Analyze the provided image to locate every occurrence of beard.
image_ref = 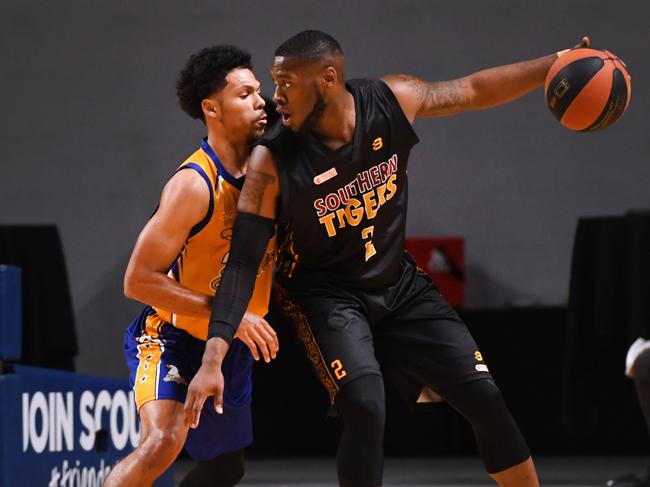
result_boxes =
[298,88,327,134]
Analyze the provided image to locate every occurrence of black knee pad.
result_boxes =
[442,379,530,474]
[335,375,386,487]
[178,449,245,487]
[336,374,386,431]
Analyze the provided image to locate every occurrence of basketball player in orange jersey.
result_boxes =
[104,45,278,487]
[186,32,590,487]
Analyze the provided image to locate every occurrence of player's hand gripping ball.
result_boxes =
[545,47,631,131]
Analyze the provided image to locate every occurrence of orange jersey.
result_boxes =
[155,138,276,340]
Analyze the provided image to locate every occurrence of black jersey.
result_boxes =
[258,78,419,289]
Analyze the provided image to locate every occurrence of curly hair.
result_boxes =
[176,45,252,121]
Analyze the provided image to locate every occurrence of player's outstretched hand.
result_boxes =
[184,357,225,428]
[235,312,279,363]
[558,36,591,59]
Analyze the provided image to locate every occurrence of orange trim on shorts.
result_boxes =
[278,286,339,404]
[133,314,165,410]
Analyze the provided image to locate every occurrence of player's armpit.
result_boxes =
[237,145,280,219]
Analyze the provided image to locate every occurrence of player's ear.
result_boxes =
[322,66,338,88]
[202,97,221,121]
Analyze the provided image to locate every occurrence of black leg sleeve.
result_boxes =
[335,375,386,487]
[178,449,245,487]
[442,378,530,474]
[633,348,650,438]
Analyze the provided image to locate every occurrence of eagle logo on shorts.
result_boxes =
[163,365,188,386]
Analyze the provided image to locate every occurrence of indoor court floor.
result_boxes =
[173,456,648,486]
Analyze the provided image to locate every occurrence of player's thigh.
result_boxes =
[375,275,491,400]
[279,284,381,403]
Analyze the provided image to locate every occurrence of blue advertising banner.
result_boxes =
[0,365,173,486]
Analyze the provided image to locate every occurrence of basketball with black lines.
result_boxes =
[545,48,631,131]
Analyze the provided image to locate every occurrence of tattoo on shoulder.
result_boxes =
[398,74,471,116]
[239,169,276,213]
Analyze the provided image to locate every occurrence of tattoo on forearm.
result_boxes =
[239,169,276,213]
[398,75,472,116]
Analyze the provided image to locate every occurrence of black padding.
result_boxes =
[442,379,530,474]
[178,449,245,487]
[633,348,650,438]
[335,375,386,487]
[547,56,604,120]
[585,68,629,131]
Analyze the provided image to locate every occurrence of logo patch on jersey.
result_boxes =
[163,365,188,385]
[372,137,383,151]
[313,154,399,238]
[475,364,489,373]
[314,167,338,185]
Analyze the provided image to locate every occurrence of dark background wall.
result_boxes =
[1,0,648,377]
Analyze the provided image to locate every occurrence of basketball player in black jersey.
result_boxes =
[185,30,590,486]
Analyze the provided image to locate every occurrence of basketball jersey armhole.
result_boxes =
[175,162,215,239]
[375,79,420,147]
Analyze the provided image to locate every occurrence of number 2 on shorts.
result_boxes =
[331,359,347,380]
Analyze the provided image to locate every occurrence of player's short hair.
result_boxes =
[275,30,343,59]
[176,45,252,121]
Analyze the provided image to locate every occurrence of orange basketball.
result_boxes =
[545,48,631,131]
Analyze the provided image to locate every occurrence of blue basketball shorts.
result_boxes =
[124,305,253,460]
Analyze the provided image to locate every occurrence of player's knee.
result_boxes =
[337,375,386,433]
[140,427,185,461]
[443,379,530,473]
[444,378,505,424]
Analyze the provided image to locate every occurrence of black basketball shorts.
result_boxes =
[278,252,492,405]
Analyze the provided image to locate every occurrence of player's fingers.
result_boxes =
[249,329,272,363]
[581,36,590,48]
[190,393,208,429]
[183,391,196,427]
[184,388,205,429]
[214,386,224,415]
[257,320,279,358]
[241,332,260,361]
[237,329,260,360]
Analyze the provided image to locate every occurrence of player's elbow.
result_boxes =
[123,270,144,301]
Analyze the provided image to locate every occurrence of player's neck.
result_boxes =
[205,133,248,178]
[311,89,355,151]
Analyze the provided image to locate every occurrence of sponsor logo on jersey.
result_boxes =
[163,365,188,385]
[314,167,338,185]
[475,364,489,372]
[372,137,383,151]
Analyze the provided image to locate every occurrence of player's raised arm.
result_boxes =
[184,145,280,427]
[382,37,590,122]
